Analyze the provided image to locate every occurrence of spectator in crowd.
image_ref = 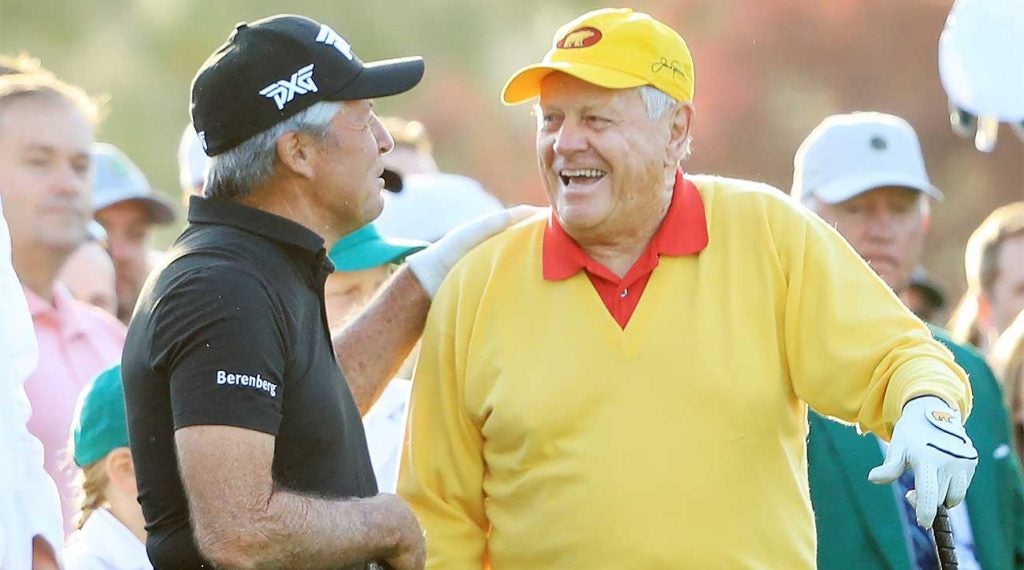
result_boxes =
[91,143,177,323]
[992,309,1024,466]
[902,265,948,325]
[795,111,1024,570]
[948,201,1024,354]
[0,71,126,535]
[177,122,207,199]
[64,364,150,570]
[122,14,532,568]
[398,9,977,568]
[325,223,426,493]
[59,222,117,317]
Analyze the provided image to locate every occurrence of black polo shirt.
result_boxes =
[122,197,378,568]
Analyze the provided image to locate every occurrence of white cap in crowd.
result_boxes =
[792,112,943,204]
[375,173,504,242]
[92,143,177,223]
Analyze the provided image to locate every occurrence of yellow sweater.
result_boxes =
[399,175,971,569]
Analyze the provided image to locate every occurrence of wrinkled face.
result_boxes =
[95,200,153,319]
[59,240,117,316]
[323,265,391,330]
[986,234,1024,334]
[312,100,393,235]
[812,186,928,294]
[0,96,94,260]
[536,73,678,246]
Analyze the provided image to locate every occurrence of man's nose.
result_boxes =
[864,210,897,240]
[553,120,588,156]
[372,115,395,155]
[54,162,88,198]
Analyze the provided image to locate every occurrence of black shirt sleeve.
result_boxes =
[148,264,290,435]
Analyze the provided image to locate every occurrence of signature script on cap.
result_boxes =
[651,58,686,81]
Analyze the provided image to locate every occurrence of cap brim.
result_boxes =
[96,195,178,225]
[330,237,427,272]
[501,62,648,105]
[331,57,425,100]
[813,172,944,204]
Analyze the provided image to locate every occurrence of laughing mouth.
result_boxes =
[559,168,607,185]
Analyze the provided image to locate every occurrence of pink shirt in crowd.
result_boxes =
[23,284,126,535]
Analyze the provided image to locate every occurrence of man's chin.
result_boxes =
[555,208,603,236]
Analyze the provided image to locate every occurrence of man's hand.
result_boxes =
[379,494,426,570]
[868,395,978,528]
[407,205,543,298]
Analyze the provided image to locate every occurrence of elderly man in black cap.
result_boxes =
[122,15,530,569]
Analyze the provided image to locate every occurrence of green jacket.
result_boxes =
[808,327,1024,569]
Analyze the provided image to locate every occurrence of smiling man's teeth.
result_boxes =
[559,169,607,184]
[560,169,605,178]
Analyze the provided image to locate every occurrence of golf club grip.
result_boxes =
[932,505,958,569]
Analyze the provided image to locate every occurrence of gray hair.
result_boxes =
[205,101,343,200]
[638,85,692,160]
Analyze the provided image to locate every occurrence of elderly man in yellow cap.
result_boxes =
[398,8,979,568]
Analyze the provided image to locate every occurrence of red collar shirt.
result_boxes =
[543,170,709,328]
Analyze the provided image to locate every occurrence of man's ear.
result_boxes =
[275,131,318,180]
[104,447,137,494]
[666,102,695,166]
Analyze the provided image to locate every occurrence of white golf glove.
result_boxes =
[867,395,978,529]
[407,205,543,298]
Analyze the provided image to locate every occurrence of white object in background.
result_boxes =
[939,0,1024,151]
[178,123,209,194]
[376,173,505,243]
[0,196,64,568]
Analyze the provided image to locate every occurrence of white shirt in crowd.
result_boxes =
[64,508,151,570]
[363,378,412,493]
[0,197,64,568]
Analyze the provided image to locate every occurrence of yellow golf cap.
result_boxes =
[501,8,694,105]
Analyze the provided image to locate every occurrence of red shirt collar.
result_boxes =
[543,169,708,281]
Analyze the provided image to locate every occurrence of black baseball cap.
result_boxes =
[191,14,425,157]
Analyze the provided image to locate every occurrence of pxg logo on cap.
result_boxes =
[190,14,425,157]
[259,63,317,111]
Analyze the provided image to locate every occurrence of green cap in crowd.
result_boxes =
[71,364,129,466]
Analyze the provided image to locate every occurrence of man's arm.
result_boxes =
[774,200,975,526]
[779,201,970,433]
[335,268,428,415]
[176,424,424,569]
[335,206,541,413]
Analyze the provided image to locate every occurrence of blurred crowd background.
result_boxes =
[2,0,1021,309]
